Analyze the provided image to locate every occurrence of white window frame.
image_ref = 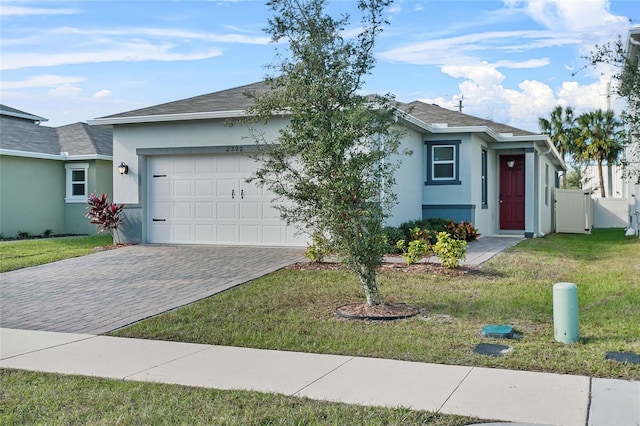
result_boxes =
[65,163,89,203]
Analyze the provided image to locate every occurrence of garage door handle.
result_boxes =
[232,189,235,199]
[153,174,167,178]
[241,189,244,199]
[152,219,166,222]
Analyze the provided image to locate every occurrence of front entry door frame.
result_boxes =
[499,154,525,230]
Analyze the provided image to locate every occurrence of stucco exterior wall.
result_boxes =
[0,156,65,237]
[64,159,114,235]
[387,128,423,227]
[112,117,289,205]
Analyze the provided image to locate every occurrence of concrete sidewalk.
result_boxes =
[2,328,638,425]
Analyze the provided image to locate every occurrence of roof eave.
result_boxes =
[88,110,249,126]
[0,149,112,161]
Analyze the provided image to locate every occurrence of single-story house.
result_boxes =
[89,81,565,246]
[0,105,113,238]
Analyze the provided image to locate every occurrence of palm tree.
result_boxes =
[574,109,626,197]
[538,105,576,188]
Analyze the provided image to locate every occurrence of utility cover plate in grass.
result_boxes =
[481,324,515,339]
[474,343,513,357]
[605,351,640,364]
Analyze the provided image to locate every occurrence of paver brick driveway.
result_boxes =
[1,245,305,334]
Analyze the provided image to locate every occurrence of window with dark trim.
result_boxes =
[481,149,488,208]
[425,140,461,185]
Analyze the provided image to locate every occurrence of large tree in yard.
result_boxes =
[538,105,576,188]
[574,109,626,198]
[583,35,640,183]
[246,0,404,306]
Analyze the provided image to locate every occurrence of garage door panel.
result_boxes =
[263,226,284,243]
[239,225,259,243]
[216,179,236,197]
[174,180,192,197]
[173,224,193,241]
[216,225,237,243]
[239,202,259,219]
[173,202,192,219]
[195,225,214,242]
[195,202,214,219]
[195,179,214,196]
[173,158,193,174]
[148,155,307,246]
[217,201,236,219]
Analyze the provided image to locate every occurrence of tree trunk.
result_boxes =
[358,265,381,305]
[597,159,606,198]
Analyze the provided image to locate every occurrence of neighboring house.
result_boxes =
[89,81,565,246]
[0,105,113,238]
[625,27,640,236]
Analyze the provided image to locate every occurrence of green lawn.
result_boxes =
[2,230,637,423]
[0,235,113,272]
[111,229,640,379]
[0,369,479,425]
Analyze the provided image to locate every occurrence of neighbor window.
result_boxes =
[481,149,488,208]
[425,140,461,185]
[65,163,89,203]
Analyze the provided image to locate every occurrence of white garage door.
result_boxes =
[148,154,307,246]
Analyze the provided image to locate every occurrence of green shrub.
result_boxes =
[382,227,405,254]
[16,231,30,240]
[396,239,431,265]
[432,232,467,268]
[446,221,481,242]
[304,234,334,263]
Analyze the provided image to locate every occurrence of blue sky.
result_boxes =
[1,0,638,132]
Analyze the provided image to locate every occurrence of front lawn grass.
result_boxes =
[0,235,113,272]
[0,369,479,425]
[112,229,640,380]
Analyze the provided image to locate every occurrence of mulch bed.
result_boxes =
[335,302,420,320]
[286,261,472,277]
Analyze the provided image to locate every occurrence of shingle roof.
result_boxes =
[404,101,536,136]
[100,81,270,119]
[1,108,112,156]
[98,81,535,136]
[0,104,48,123]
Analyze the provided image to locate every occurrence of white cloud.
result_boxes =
[2,42,223,70]
[378,30,567,67]
[0,5,80,16]
[520,0,627,32]
[48,85,82,97]
[442,64,506,87]
[48,26,271,44]
[93,89,112,100]
[0,74,85,89]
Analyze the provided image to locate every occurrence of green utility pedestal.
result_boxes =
[553,282,579,344]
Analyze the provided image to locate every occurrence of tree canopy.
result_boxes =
[246,0,403,305]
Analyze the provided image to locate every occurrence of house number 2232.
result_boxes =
[225,146,243,152]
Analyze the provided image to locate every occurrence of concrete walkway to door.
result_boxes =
[0,245,306,335]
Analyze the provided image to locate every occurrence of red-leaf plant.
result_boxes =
[85,193,125,245]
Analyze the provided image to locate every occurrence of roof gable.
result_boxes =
[0,104,48,123]
[94,81,536,137]
[1,106,112,158]
[99,81,269,119]
[405,101,535,137]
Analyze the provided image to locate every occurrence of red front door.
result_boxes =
[499,155,525,230]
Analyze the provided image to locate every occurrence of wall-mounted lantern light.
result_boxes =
[506,158,515,169]
[118,162,129,175]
